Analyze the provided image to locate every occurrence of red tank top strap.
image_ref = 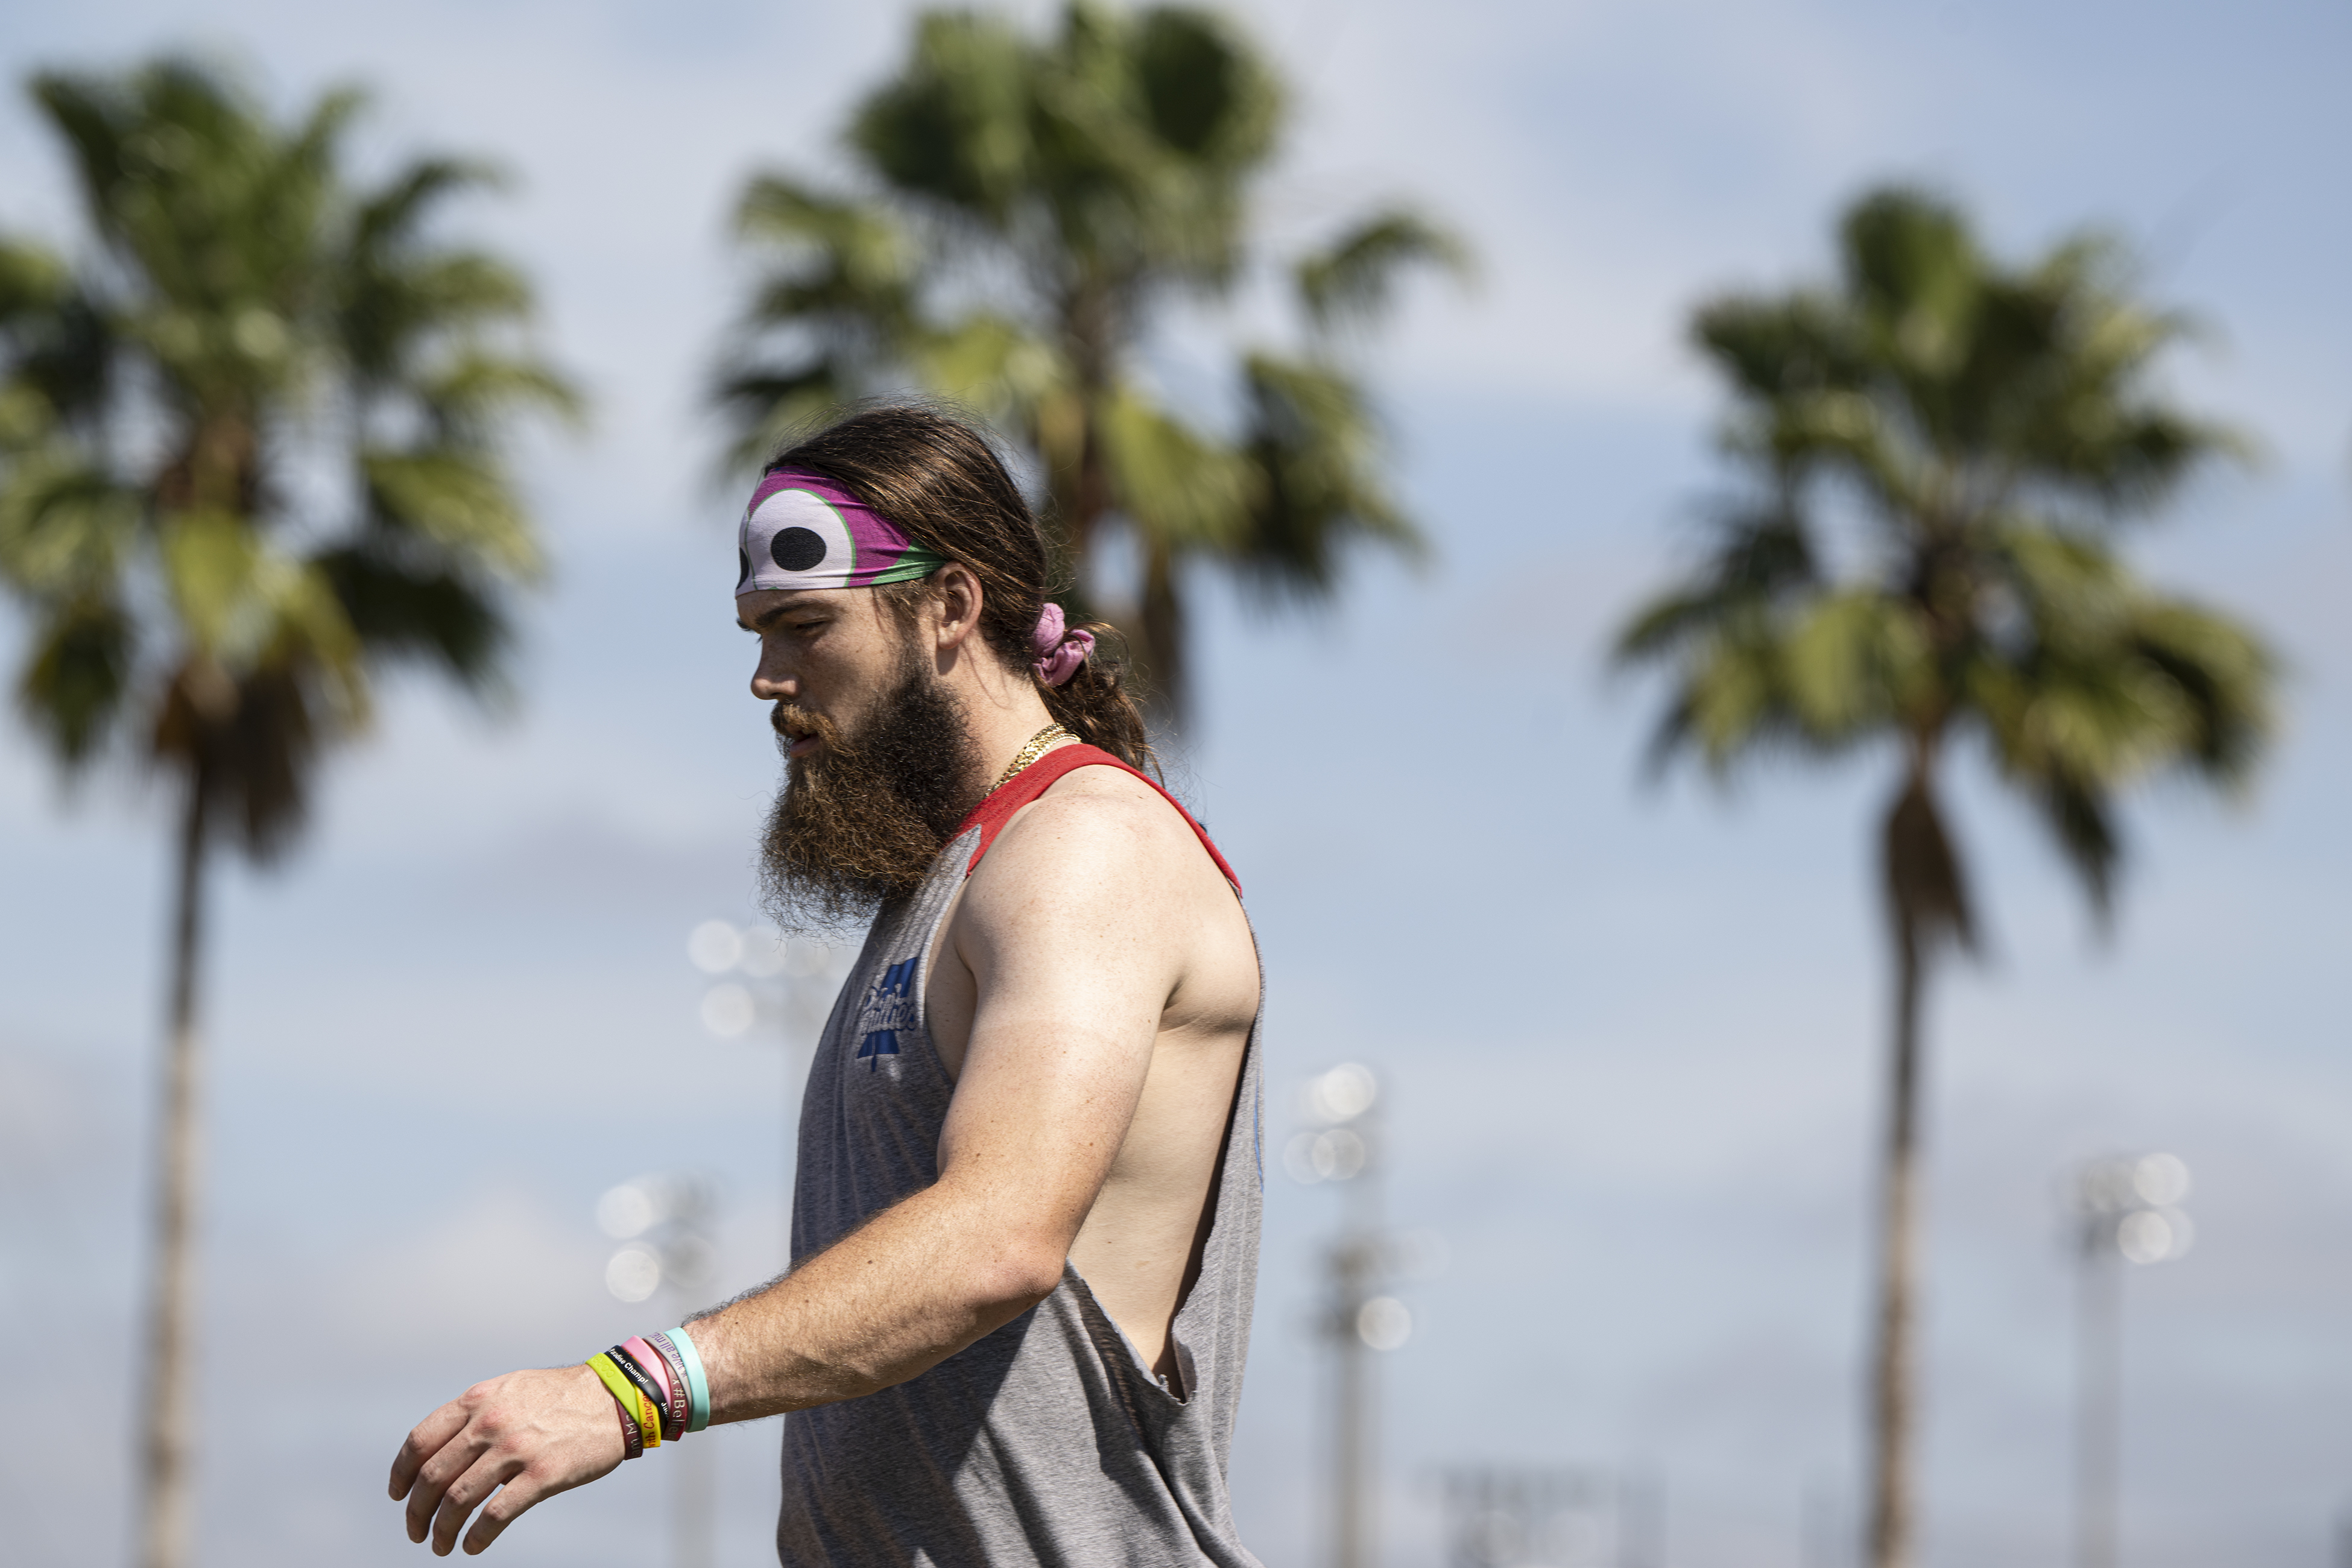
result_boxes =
[953,743,1242,894]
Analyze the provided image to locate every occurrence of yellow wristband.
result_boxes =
[586,1354,662,1448]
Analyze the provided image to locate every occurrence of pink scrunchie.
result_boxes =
[1031,602,1095,688]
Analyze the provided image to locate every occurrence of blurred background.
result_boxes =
[1,2,2345,1567]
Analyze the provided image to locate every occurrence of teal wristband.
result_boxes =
[667,1325,713,1432]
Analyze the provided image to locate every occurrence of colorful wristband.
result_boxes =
[644,1332,695,1440]
[666,1326,713,1433]
[601,1345,668,1447]
[587,1355,643,1458]
[620,1338,683,1443]
[587,1352,660,1449]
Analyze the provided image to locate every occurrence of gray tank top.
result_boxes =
[777,746,1266,1567]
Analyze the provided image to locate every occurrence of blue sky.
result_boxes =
[2,2,2347,1566]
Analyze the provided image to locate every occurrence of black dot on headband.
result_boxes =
[737,548,751,586]
[771,526,827,573]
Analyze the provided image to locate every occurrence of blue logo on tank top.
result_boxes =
[855,958,920,1070]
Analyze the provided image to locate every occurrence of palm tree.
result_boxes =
[0,60,577,1568]
[1613,187,2274,1568]
[713,1,1468,722]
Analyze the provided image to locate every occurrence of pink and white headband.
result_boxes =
[735,466,1093,688]
[736,469,948,593]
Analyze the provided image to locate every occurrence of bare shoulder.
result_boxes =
[963,761,1230,929]
[952,758,1254,1040]
[1038,762,1203,842]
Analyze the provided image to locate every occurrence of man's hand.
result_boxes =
[388,1363,624,1555]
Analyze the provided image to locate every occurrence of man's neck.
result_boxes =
[946,662,1064,803]
[968,702,1067,795]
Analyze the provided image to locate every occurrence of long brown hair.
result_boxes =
[770,403,1157,774]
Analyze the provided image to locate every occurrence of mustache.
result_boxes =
[770,703,842,748]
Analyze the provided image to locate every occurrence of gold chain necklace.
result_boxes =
[990,722,1073,792]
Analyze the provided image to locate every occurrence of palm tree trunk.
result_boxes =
[1866,748,1971,1568]
[141,765,210,1568]
[1058,281,1116,572]
[1865,753,1948,1568]
[1139,539,1186,730]
[1865,911,1923,1568]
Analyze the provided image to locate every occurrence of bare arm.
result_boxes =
[388,783,1189,1554]
[703,784,1198,1408]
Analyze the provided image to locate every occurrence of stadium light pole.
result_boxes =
[2070,1152,2192,1568]
[1332,1198,1376,1568]
[1285,1063,1412,1568]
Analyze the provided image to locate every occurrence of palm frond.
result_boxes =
[156,507,360,686]
[1782,587,1930,741]
[1612,504,1816,665]
[1675,625,1804,774]
[1228,350,1423,602]
[2032,767,2120,926]
[0,236,74,341]
[712,364,864,476]
[16,595,134,765]
[1839,188,1982,385]
[735,176,923,306]
[1098,382,1254,553]
[0,450,143,596]
[1295,209,1473,335]
[359,448,542,578]
[913,311,1066,428]
[849,9,1036,229]
[1975,520,2275,795]
[350,156,504,256]
[1131,5,1282,168]
[150,653,330,864]
[2118,598,2272,783]
[718,175,925,475]
[1882,771,1977,953]
[314,542,506,691]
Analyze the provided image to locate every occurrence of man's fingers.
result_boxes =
[389,1400,472,1500]
[431,1451,525,1557]
[462,1469,558,1556]
[405,1421,491,1544]
[394,1365,624,1553]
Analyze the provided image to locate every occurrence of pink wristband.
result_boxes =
[622,1336,681,1437]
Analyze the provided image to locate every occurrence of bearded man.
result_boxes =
[389,405,1266,1567]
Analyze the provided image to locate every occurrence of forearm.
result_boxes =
[687,1179,1066,1422]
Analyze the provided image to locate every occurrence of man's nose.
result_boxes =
[751,663,795,701]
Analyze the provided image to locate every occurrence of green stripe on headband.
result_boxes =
[864,544,952,586]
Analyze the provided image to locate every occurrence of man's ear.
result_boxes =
[932,563,984,652]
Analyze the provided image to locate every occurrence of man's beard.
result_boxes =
[757,653,984,934]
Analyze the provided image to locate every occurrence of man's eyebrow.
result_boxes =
[741,602,801,633]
